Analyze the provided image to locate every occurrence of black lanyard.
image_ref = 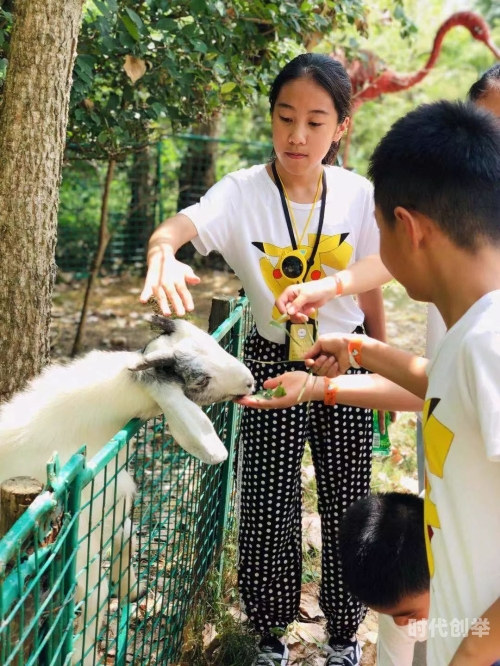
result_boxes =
[271,161,327,282]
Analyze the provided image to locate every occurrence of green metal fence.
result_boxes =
[0,297,253,666]
[58,135,272,277]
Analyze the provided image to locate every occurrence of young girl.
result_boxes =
[141,53,387,666]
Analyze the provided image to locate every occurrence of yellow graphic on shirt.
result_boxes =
[252,232,353,320]
[422,398,454,577]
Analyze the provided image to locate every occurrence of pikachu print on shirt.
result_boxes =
[422,397,454,577]
[252,232,353,321]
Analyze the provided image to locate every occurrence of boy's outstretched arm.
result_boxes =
[237,371,423,412]
[276,255,392,320]
[140,213,200,316]
[304,334,429,400]
[449,598,500,666]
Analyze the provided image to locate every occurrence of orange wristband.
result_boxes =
[347,338,363,369]
[324,377,339,406]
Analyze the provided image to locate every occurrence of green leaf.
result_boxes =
[192,40,207,53]
[125,7,143,29]
[77,55,95,72]
[93,0,112,19]
[156,18,177,31]
[120,14,140,41]
[273,384,287,398]
[106,93,120,110]
[97,131,109,144]
[220,82,237,94]
[190,0,206,13]
[151,102,165,117]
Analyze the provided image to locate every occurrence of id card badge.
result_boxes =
[285,320,318,361]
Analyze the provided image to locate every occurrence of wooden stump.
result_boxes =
[0,476,44,537]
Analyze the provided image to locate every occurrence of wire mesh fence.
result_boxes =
[58,136,272,277]
[0,297,254,666]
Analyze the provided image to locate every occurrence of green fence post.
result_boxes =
[60,455,86,664]
[210,297,244,579]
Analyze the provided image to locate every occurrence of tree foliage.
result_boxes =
[67,0,374,157]
[329,0,500,174]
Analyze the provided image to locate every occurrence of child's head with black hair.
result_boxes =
[367,100,500,302]
[468,63,500,118]
[339,493,430,626]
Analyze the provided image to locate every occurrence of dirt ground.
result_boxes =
[51,269,243,359]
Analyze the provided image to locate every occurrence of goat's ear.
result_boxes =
[145,383,228,465]
[128,350,176,372]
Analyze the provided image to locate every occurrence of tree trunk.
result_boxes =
[0,0,83,401]
[123,146,157,267]
[72,159,116,357]
[176,118,221,264]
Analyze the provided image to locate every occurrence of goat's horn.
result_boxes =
[150,315,177,335]
[128,350,175,372]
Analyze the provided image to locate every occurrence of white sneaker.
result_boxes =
[254,636,289,666]
[324,638,361,666]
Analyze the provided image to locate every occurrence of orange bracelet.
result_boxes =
[324,377,339,406]
[347,338,363,369]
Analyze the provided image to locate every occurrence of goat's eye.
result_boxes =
[192,374,211,391]
[155,365,176,377]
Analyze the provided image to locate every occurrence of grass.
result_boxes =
[181,525,258,666]
[302,546,322,585]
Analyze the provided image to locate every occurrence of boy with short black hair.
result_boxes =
[339,492,429,619]
[339,493,429,666]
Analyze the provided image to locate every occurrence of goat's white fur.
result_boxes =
[0,317,253,665]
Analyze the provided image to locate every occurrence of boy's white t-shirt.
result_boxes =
[377,613,427,666]
[181,164,379,343]
[423,290,500,665]
[425,304,447,359]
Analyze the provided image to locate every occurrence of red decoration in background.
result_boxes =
[331,12,500,167]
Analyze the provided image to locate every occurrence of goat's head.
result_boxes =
[127,316,254,466]
[128,316,254,404]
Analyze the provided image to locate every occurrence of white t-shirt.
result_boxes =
[423,290,500,665]
[181,164,379,344]
[377,613,427,666]
[425,304,447,359]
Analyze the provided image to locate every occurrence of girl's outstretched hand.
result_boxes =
[236,371,320,410]
[140,243,200,316]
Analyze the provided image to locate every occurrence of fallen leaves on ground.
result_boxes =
[299,582,324,622]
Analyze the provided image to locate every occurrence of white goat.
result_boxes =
[0,315,254,665]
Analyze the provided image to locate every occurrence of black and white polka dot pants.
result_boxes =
[237,327,372,642]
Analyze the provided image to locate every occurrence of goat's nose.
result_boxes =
[246,380,254,389]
